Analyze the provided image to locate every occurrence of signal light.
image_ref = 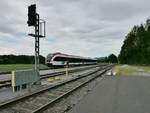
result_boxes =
[27,4,36,26]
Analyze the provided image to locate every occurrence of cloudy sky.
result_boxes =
[0,0,149,58]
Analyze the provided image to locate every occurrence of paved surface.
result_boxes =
[68,76,150,113]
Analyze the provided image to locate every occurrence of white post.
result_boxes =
[66,61,69,76]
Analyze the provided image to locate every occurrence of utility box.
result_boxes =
[11,69,40,92]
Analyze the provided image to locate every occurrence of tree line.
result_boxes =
[96,54,118,63]
[0,54,118,64]
[0,55,45,64]
[119,19,150,64]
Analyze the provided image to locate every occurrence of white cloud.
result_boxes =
[0,0,150,57]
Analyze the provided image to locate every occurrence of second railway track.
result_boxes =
[0,65,100,88]
[0,64,113,113]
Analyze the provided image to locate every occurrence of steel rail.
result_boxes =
[0,65,112,112]
[0,65,100,88]
[0,64,101,75]
[32,67,111,113]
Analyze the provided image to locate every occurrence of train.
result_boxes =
[45,53,97,67]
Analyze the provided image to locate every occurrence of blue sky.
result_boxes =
[0,0,149,58]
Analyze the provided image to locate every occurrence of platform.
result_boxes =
[68,76,150,113]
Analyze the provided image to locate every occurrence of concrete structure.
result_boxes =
[11,69,40,92]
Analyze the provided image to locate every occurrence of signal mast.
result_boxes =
[27,4,46,70]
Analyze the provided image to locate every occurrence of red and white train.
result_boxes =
[46,52,97,67]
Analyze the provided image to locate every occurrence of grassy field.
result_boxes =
[114,65,150,76]
[0,64,49,73]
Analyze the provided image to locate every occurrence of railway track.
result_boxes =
[0,64,113,113]
[0,65,100,88]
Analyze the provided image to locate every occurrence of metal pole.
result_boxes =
[35,14,40,70]
[35,21,37,70]
[37,14,40,70]
[44,21,46,37]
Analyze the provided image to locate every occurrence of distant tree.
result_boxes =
[96,57,108,63]
[0,55,45,64]
[96,54,118,63]
[108,54,118,63]
[119,19,150,64]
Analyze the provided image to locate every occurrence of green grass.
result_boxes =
[114,65,150,76]
[0,64,49,73]
[139,66,150,73]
